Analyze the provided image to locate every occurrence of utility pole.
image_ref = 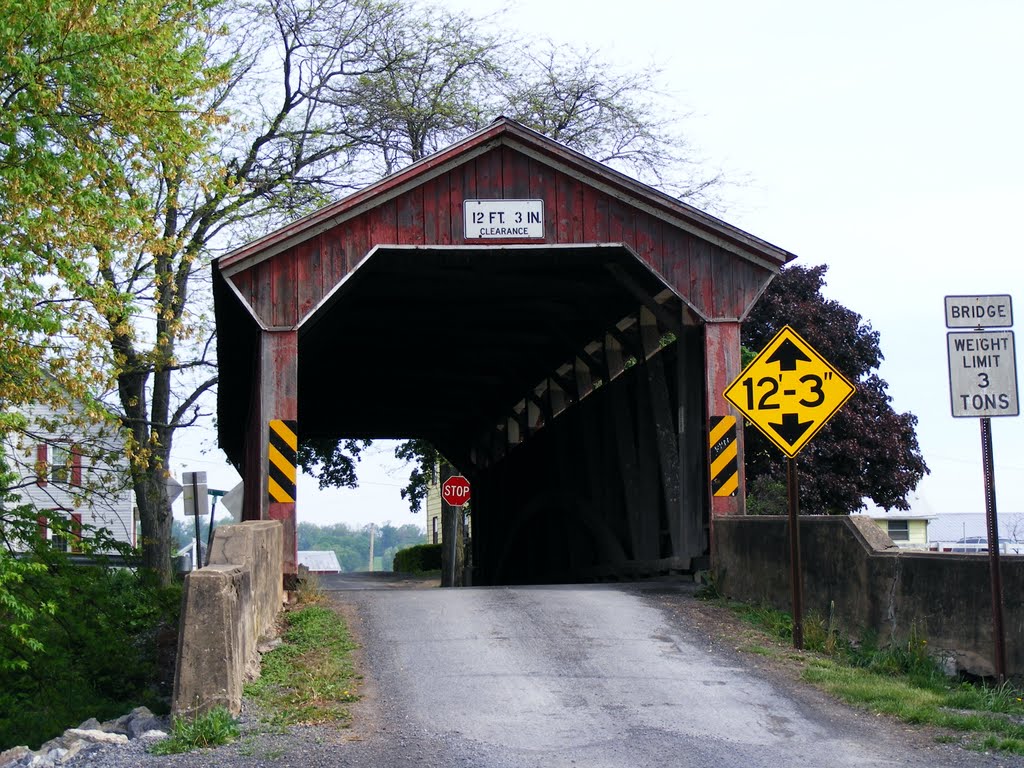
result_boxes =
[368,523,375,572]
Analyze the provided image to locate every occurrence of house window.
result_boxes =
[43,444,82,486]
[432,516,438,545]
[887,520,910,542]
[39,511,80,552]
[69,513,83,553]
[52,445,70,484]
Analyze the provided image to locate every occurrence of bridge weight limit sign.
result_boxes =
[723,326,856,649]
[944,294,1018,683]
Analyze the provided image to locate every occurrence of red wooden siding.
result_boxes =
[231,145,772,327]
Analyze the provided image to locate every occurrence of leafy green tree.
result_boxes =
[394,439,440,514]
[742,264,929,514]
[1,0,224,581]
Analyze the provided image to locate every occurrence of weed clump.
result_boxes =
[150,707,240,754]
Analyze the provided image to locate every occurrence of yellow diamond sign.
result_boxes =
[724,326,856,458]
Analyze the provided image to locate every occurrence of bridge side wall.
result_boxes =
[172,521,284,717]
[714,515,1024,677]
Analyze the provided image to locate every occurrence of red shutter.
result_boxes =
[37,515,48,541]
[36,444,47,487]
[70,513,83,553]
[71,446,82,487]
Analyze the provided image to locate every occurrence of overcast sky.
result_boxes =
[173,0,1024,530]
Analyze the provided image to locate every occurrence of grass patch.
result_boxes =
[715,597,1024,755]
[244,604,360,727]
[739,644,776,657]
[150,707,239,755]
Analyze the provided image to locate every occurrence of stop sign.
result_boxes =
[441,475,471,507]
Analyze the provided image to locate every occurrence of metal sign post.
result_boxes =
[725,326,856,650]
[182,471,209,570]
[787,457,804,649]
[980,418,1006,682]
[945,294,1017,683]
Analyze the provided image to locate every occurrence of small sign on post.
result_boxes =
[724,325,856,650]
[182,471,209,517]
[944,294,1013,329]
[946,330,1019,418]
[723,326,855,458]
[441,475,471,507]
[944,293,1018,683]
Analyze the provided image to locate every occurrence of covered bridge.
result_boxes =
[213,118,794,585]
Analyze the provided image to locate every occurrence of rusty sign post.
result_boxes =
[945,294,1018,683]
[725,326,856,650]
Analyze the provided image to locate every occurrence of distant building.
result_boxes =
[3,397,135,552]
[854,510,936,551]
[426,471,442,544]
[298,550,341,574]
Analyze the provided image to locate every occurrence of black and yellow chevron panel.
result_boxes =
[709,415,738,497]
[268,419,297,503]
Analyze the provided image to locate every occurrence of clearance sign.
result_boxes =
[724,326,855,458]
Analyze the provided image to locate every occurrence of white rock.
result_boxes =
[0,746,31,768]
[136,730,169,741]
[64,729,128,745]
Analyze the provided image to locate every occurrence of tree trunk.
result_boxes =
[135,463,174,586]
[119,366,175,586]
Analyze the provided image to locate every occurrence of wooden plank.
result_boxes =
[604,333,625,381]
[453,160,476,242]
[295,235,323,323]
[691,238,717,318]
[254,258,274,326]
[503,146,530,198]
[528,156,558,241]
[345,216,371,274]
[704,321,744,518]
[581,185,608,242]
[231,270,254,310]
[641,309,682,555]
[259,329,299,584]
[632,368,663,560]
[710,242,738,319]
[555,169,584,243]
[660,229,693,310]
[475,147,503,199]
[632,210,659,272]
[397,186,425,245]
[323,231,345,289]
[677,326,708,560]
[608,197,635,249]
[422,175,452,245]
[368,197,398,246]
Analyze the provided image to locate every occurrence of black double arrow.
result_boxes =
[765,338,813,446]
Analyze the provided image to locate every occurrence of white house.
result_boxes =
[3,398,135,552]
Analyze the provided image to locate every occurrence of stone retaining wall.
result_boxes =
[171,520,283,716]
[714,515,1024,678]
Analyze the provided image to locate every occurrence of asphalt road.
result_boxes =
[322,575,1024,768]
